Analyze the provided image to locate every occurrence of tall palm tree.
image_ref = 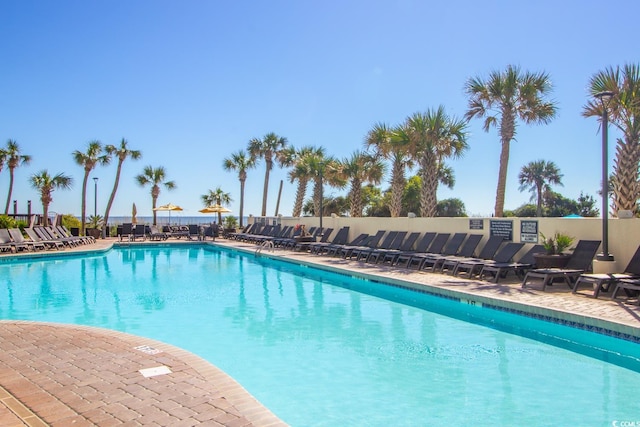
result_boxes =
[286,146,324,217]
[518,160,563,217]
[247,132,288,216]
[223,150,256,227]
[102,138,142,237]
[465,65,557,217]
[201,187,233,224]
[135,166,176,225]
[342,150,385,217]
[3,140,32,214]
[365,122,413,217]
[29,170,73,227]
[309,154,344,218]
[72,140,111,235]
[582,63,640,214]
[400,107,469,217]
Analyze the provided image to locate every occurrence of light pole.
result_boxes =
[93,177,99,219]
[319,166,324,233]
[595,90,614,261]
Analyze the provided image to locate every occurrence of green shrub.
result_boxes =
[0,215,18,229]
[61,214,81,229]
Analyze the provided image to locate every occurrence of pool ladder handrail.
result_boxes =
[256,240,275,255]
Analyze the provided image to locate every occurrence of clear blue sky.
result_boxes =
[1,0,637,220]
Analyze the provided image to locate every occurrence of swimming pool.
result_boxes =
[1,245,639,426]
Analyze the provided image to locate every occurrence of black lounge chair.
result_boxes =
[187,224,200,240]
[351,231,398,261]
[8,228,45,251]
[57,225,91,245]
[0,228,27,252]
[364,232,408,263]
[294,228,333,252]
[479,244,545,283]
[36,227,75,248]
[45,226,80,247]
[521,240,602,291]
[454,242,524,278]
[405,233,451,269]
[377,232,421,265]
[419,232,469,272]
[337,231,386,259]
[120,223,134,241]
[441,235,504,275]
[571,244,640,298]
[434,234,483,274]
[149,225,169,241]
[393,232,436,267]
[611,279,640,305]
[25,227,64,250]
[323,232,371,257]
[309,227,350,254]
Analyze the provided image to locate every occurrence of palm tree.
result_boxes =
[400,107,469,217]
[465,65,557,217]
[342,150,385,217]
[72,141,111,235]
[582,64,640,214]
[3,140,31,214]
[29,170,73,227]
[201,187,233,224]
[286,146,325,217]
[518,160,563,217]
[102,138,142,237]
[309,154,344,218]
[223,150,256,227]
[135,166,176,225]
[365,122,412,217]
[247,132,288,216]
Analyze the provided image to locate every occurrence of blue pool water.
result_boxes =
[1,245,639,426]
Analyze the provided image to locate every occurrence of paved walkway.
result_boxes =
[1,237,639,426]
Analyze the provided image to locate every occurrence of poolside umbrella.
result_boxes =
[199,204,231,224]
[131,203,138,224]
[153,203,184,224]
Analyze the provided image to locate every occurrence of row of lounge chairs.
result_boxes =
[0,226,96,252]
[228,223,639,304]
[119,224,218,242]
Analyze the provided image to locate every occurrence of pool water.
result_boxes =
[1,245,639,426]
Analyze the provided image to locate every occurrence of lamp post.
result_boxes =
[93,177,99,219]
[319,166,324,233]
[594,91,614,262]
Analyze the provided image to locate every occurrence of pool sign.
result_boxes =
[520,220,538,243]
[489,220,513,241]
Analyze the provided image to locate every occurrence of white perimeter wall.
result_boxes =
[258,216,640,271]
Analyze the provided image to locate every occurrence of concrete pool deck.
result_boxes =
[1,237,639,426]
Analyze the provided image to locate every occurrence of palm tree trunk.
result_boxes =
[536,185,543,217]
[4,168,15,214]
[239,178,246,227]
[292,178,308,217]
[349,180,362,217]
[261,160,272,216]
[313,177,322,216]
[152,185,160,225]
[102,160,124,238]
[419,155,438,217]
[390,162,404,217]
[41,191,51,227]
[495,112,515,217]
[81,172,89,235]
[612,135,640,213]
